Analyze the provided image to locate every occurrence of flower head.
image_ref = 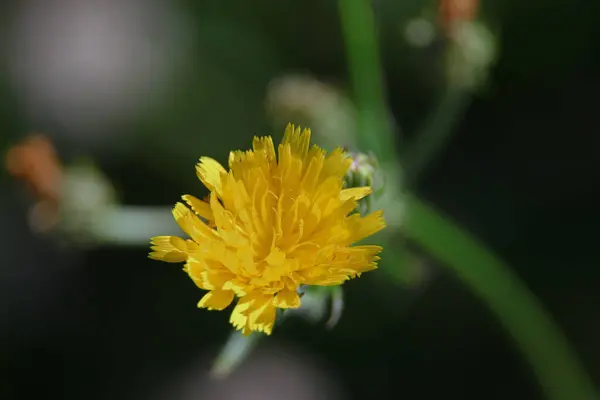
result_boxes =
[150,124,386,335]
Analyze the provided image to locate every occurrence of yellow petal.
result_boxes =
[322,147,352,180]
[250,302,276,335]
[340,186,372,202]
[198,290,235,310]
[172,202,218,242]
[343,210,386,245]
[301,152,325,194]
[306,275,349,286]
[247,296,276,334]
[148,252,186,263]
[196,157,226,196]
[273,289,301,309]
[149,236,193,263]
[229,294,256,332]
[222,279,248,296]
[281,124,311,160]
[229,294,276,335]
[262,264,289,282]
[252,136,276,163]
[199,269,237,290]
[182,194,214,221]
[265,248,286,267]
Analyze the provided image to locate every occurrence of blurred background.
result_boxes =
[0,0,599,399]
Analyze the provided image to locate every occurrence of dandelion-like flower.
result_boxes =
[150,124,386,335]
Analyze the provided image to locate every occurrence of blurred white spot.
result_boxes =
[266,75,358,149]
[6,0,192,144]
[446,21,497,89]
[404,18,436,48]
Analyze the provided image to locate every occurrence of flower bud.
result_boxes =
[344,150,384,215]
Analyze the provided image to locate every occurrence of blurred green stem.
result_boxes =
[326,286,345,329]
[338,0,597,398]
[405,195,597,400]
[211,331,261,379]
[402,86,471,186]
[94,206,179,246]
[338,0,396,163]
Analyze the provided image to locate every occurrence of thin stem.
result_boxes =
[210,331,261,379]
[402,86,472,186]
[338,0,396,163]
[326,286,345,329]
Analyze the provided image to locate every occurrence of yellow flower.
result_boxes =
[150,124,386,335]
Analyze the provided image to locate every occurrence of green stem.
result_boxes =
[402,86,471,186]
[338,0,396,163]
[404,195,597,399]
[211,330,262,379]
[326,286,345,329]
